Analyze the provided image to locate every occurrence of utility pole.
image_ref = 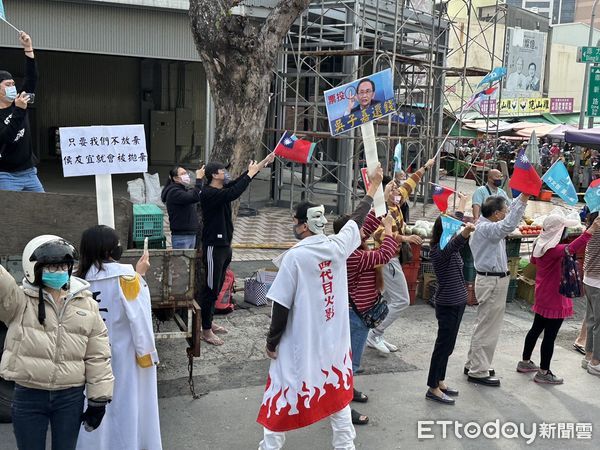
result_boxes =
[574,0,600,187]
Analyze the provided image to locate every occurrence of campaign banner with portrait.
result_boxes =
[503,28,547,99]
[324,69,397,136]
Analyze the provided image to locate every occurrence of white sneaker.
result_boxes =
[366,331,390,354]
[588,362,600,376]
[383,339,399,352]
[582,358,590,370]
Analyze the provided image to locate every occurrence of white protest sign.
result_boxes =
[59,124,148,177]
[361,122,386,217]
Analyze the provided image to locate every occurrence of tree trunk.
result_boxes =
[189,0,311,178]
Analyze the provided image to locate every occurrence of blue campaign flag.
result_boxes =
[0,1,5,20]
[440,215,463,250]
[477,67,507,87]
[541,160,578,206]
[393,143,402,173]
[584,179,600,213]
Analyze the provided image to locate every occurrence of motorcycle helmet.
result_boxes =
[22,235,79,325]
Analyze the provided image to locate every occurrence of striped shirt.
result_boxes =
[584,230,600,287]
[346,235,397,312]
[430,234,468,306]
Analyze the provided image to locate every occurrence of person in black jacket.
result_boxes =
[0,31,43,192]
[161,165,205,249]
[200,153,275,345]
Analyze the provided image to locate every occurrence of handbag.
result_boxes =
[349,294,389,329]
[558,246,582,298]
[399,241,413,265]
[244,274,269,306]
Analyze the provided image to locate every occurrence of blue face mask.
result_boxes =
[42,271,70,290]
[224,170,232,185]
[4,86,17,102]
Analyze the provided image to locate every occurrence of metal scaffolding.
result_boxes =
[264,0,505,215]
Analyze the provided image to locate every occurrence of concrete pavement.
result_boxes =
[1,297,599,449]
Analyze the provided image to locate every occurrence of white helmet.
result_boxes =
[22,235,79,285]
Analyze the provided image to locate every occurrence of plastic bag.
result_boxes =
[127,178,145,204]
[144,173,163,207]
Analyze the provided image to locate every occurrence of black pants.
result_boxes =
[427,303,466,388]
[201,245,233,330]
[522,313,564,370]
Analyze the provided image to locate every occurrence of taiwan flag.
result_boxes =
[432,184,455,213]
[509,149,542,196]
[584,179,600,213]
[274,131,316,164]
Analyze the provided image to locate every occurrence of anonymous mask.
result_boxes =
[306,205,327,235]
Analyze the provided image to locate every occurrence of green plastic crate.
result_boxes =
[133,204,164,240]
[133,236,166,249]
[463,264,477,282]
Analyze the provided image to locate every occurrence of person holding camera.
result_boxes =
[0,31,43,192]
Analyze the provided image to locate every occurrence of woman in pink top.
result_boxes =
[517,213,600,384]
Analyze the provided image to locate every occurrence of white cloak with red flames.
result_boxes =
[257,220,360,432]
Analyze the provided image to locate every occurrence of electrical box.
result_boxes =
[176,108,193,147]
[150,111,175,165]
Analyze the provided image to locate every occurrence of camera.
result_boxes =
[24,93,35,104]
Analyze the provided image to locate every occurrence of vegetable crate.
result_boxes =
[133,204,164,240]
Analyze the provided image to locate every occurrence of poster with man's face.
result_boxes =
[503,28,547,98]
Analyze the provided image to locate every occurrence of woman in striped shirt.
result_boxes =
[333,213,396,425]
[426,194,475,405]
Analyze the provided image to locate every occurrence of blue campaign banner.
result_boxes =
[585,180,600,213]
[440,215,463,250]
[0,0,5,20]
[324,68,396,136]
[541,160,578,206]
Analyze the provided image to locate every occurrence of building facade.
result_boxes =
[506,0,576,23]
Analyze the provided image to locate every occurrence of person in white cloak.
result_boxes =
[75,225,162,450]
[256,165,384,450]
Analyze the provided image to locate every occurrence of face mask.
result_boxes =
[224,170,232,185]
[306,206,327,235]
[179,174,191,184]
[110,245,123,261]
[493,179,502,187]
[393,195,401,205]
[4,86,17,102]
[293,223,304,240]
[42,271,70,290]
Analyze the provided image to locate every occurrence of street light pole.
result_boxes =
[574,0,600,186]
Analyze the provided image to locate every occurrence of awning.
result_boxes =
[564,127,600,149]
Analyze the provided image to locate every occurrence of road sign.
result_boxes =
[587,67,600,116]
[578,46,600,63]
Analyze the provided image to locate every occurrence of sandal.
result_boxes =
[200,334,224,346]
[351,408,369,425]
[352,388,369,403]
[212,324,228,334]
[573,343,586,355]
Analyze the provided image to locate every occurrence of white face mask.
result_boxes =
[4,86,17,102]
[179,174,191,184]
[306,206,327,234]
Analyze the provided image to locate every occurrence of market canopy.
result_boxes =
[564,127,600,149]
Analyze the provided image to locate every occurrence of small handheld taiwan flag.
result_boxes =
[432,184,455,213]
[274,131,316,164]
[509,149,542,196]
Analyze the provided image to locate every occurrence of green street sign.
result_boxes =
[587,67,600,116]
[578,46,600,63]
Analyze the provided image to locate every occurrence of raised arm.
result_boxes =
[397,158,435,201]
[485,194,528,240]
